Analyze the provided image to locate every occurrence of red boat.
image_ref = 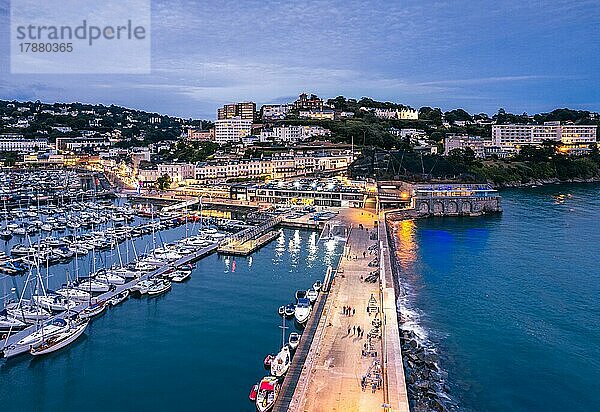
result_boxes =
[263,354,275,369]
[249,383,259,401]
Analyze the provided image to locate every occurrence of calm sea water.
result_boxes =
[0,227,343,411]
[394,183,600,411]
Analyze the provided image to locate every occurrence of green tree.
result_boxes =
[155,174,172,191]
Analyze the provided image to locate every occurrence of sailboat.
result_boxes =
[79,301,107,319]
[270,344,291,377]
[0,309,27,332]
[107,290,129,307]
[30,318,89,356]
[3,317,71,358]
[5,300,51,323]
[271,314,291,377]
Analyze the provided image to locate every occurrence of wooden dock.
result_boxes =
[1,243,219,358]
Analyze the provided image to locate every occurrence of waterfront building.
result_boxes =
[56,137,110,153]
[298,109,335,120]
[137,166,161,186]
[250,179,366,207]
[217,102,256,121]
[214,118,253,144]
[261,104,290,120]
[491,122,597,152]
[157,163,195,184]
[389,128,427,139]
[187,128,215,141]
[193,151,354,182]
[0,135,49,152]
[293,93,324,110]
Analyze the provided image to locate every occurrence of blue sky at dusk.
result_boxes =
[0,0,598,119]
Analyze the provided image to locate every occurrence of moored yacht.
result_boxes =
[306,289,318,304]
[288,332,300,350]
[79,301,107,319]
[0,309,27,332]
[6,300,51,323]
[30,319,89,356]
[3,318,70,358]
[270,344,291,377]
[147,279,171,296]
[294,298,311,325]
[255,376,280,412]
[32,293,78,312]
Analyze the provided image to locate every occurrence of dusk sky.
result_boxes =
[1,0,598,119]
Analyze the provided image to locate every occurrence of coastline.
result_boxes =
[493,176,600,189]
[385,213,459,412]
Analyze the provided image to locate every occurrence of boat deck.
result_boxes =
[1,242,219,357]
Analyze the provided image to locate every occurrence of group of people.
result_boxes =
[347,324,364,338]
[342,305,355,316]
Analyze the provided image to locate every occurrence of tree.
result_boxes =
[155,174,172,191]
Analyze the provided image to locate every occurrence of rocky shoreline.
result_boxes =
[494,176,600,188]
[386,220,459,412]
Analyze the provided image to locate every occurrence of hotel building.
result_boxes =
[214,118,253,144]
[492,122,597,152]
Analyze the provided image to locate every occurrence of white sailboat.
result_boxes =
[30,319,89,356]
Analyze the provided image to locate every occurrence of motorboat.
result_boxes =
[107,290,129,306]
[249,383,259,402]
[278,306,285,317]
[284,304,296,318]
[147,279,171,296]
[313,280,322,292]
[32,293,78,312]
[0,228,12,240]
[171,270,191,283]
[270,345,291,377]
[132,279,153,295]
[255,376,280,412]
[294,298,311,325]
[79,301,107,319]
[306,289,318,304]
[30,319,89,356]
[55,286,92,302]
[10,244,35,256]
[0,309,27,332]
[295,290,307,300]
[288,332,300,350]
[6,301,51,323]
[263,353,275,369]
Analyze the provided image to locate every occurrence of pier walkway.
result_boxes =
[282,208,409,412]
[2,242,219,357]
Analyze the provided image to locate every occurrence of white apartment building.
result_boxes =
[369,107,418,120]
[193,152,354,182]
[214,118,253,144]
[261,104,290,120]
[260,125,330,143]
[157,163,195,184]
[298,110,335,120]
[195,159,274,180]
[444,135,493,157]
[492,122,597,151]
[0,136,49,152]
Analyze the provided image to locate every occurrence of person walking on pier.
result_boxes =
[357,325,361,337]
[353,308,356,316]
[353,326,356,335]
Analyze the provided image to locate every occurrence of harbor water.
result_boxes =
[0,227,343,411]
[392,183,600,411]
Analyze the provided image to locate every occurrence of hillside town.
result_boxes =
[0,95,598,193]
